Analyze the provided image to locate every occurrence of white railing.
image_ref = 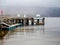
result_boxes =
[1,22,10,26]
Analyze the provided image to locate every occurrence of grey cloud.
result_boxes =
[0,0,60,7]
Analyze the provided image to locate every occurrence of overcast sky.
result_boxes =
[0,0,60,7]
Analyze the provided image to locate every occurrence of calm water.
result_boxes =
[0,17,60,45]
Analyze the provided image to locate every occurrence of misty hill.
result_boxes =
[0,6,60,17]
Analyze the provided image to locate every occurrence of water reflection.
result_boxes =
[0,25,60,45]
[0,39,4,45]
[0,25,45,45]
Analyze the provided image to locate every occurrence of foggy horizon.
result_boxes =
[0,0,60,7]
[0,0,60,17]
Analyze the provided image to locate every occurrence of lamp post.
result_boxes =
[24,14,27,18]
[17,14,20,17]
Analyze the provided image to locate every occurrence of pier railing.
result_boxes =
[0,17,45,30]
[0,17,45,37]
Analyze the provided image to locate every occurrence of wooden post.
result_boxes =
[21,19,24,26]
[42,17,45,25]
[36,19,39,25]
[31,18,34,25]
[13,19,15,24]
[25,18,29,26]
[19,19,21,23]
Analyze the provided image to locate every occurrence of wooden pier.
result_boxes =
[0,17,45,38]
[10,17,45,26]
